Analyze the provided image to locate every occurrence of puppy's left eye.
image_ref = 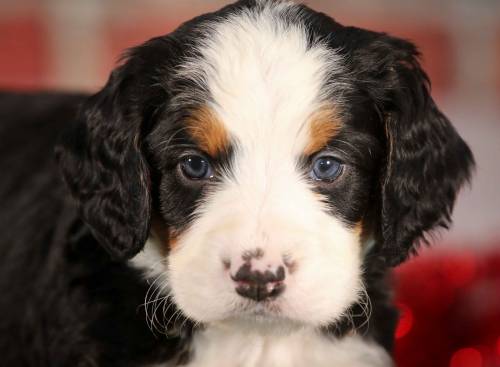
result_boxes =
[311,155,343,181]
[180,155,214,180]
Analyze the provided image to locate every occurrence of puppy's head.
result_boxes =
[58,1,473,329]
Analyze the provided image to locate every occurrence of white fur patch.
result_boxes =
[184,327,392,367]
[130,236,167,281]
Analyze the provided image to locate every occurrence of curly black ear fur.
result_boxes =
[56,64,152,261]
[356,35,474,266]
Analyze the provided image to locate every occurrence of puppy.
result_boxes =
[0,1,474,366]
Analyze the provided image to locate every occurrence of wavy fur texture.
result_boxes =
[0,1,473,366]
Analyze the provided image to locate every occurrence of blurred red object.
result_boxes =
[394,247,500,367]
[0,16,48,88]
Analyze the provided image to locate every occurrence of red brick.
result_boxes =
[0,16,49,89]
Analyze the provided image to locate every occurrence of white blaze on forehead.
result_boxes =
[181,4,342,159]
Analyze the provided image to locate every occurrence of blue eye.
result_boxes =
[311,156,343,181]
[180,155,213,180]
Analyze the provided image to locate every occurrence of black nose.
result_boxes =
[231,263,286,302]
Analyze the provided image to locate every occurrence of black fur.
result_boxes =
[342,33,474,265]
[0,1,474,365]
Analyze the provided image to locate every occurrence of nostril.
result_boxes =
[231,264,283,284]
[231,263,253,283]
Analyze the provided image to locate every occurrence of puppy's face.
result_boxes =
[145,5,382,328]
[58,0,473,333]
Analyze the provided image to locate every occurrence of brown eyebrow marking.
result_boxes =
[304,106,341,156]
[185,105,229,156]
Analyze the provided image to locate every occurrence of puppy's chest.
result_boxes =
[169,327,392,367]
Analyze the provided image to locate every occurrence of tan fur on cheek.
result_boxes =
[304,107,341,156]
[167,235,179,251]
[151,214,179,254]
[353,221,363,238]
[186,106,229,156]
[355,219,377,251]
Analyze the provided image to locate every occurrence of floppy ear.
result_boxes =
[359,35,474,266]
[56,65,152,261]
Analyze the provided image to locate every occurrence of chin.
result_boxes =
[0,0,474,366]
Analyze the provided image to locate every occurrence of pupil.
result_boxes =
[320,159,332,172]
[189,157,204,171]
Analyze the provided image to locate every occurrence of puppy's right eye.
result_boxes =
[179,155,214,180]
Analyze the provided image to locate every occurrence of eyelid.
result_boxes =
[178,150,212,162]
[311,151,344,164]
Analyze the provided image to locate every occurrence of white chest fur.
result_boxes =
[180,326,392,367]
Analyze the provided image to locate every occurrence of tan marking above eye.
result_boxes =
[186,106,229,157]
[304,106,341,156]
